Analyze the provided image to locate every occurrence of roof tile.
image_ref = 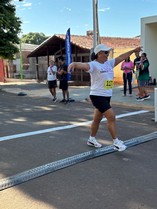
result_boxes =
[56,34,140,49]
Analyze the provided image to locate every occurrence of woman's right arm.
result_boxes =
[68,62,90,72]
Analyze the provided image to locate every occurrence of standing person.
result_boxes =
[121,56,134,96]
[47,60,58,102]
[68,44,142,151]
[58,56,69,104]
[134,51,141,96]
[136,52,150,101]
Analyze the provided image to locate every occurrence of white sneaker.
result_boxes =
[113,139,127,151]
[142,95,150,100]
[87,137,102,148]
[136,97,144,102]
[53,98,58,103]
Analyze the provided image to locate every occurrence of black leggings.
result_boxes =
[123,72,132,95]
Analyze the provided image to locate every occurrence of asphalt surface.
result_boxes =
[0,80,157,209]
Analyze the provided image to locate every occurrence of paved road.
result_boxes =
[0,81,157,209]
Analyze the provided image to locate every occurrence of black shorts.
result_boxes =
[90,95,111,113]
[59,80,68,90]
[48,80,57,89]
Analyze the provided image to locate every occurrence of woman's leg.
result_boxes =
[128,73,132,95]
[89,107,126,151]
[138,81,147,97]
[142,85,149,97]
[90,109,103,137]
[49,88,55,98]
[103,108,117,139]
[123,73,127,95]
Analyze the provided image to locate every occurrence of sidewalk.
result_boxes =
[0,80,155,111]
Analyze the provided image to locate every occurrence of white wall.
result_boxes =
[141,16,157,81]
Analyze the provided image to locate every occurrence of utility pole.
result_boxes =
[18,0,23,79]
[93,0,101,49]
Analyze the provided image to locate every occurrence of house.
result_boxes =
[141,15,157,84]
[27,31,140,84]
[1,33,140,84]
[3,43,38,80]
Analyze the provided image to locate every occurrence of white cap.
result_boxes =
[94,44,112,55]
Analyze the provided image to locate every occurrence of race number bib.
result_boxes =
[104,80,114,90]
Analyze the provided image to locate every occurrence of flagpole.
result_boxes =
[19,38,23,80]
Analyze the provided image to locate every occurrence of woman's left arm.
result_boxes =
[114,47,142,67]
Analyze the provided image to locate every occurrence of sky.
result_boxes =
[12,0,157,38]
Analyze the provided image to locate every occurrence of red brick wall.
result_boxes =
[0,59,5,82]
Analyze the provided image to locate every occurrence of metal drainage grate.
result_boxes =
[0,131,157,191]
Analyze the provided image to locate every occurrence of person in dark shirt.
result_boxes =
[57,56,69,103]
[136,52,150,101]
[134,51,141,77]
[134,51,141,96]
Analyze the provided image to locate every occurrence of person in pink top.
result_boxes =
[121,56,134,96]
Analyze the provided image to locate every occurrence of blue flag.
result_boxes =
[65,28,72,80]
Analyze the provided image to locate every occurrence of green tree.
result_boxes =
[21,32,49,45]
[0,0,21,59]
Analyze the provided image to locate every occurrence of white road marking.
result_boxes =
[0,110,149,142]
